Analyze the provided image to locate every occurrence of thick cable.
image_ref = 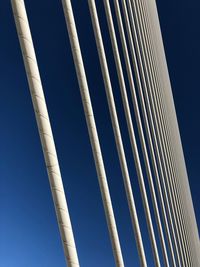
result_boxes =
[11,0,80,266]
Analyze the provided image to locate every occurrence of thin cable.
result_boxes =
[140,0,198,265]
[131,0,192,264]
[145,4,197,264]
[114,1,179,266]
[147,3,199,255]
[127,0,188,265]
[143,0,199,264]
[136,0,192,264]
[134,1,187,266]
[61,1,124,266]
[139,1,195,266]
[108,1,175,266]
[148,3,200,262]
[121,1,178,265]
[88,1,149,266]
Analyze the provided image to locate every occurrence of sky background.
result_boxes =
[0,0,199,266]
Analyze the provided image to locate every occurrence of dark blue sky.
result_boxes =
[0,1,199,266]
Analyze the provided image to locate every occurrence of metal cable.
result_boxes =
[129,0,191,265]
[139,2,194,264]
[107,0,176,266]
[127,0,188,265]
[61,1,124,266]
[116,1,179,265]
[146,3,199,255]
[134,1,187,265]
[141,0,199,264]
[12,0,199,265]
[136,0,192,264]
[88,1,150,265]
[144,0,198,264]
[148,3,200,262]
[11,0,80,266]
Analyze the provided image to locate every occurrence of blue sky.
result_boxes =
[0,0,199,266]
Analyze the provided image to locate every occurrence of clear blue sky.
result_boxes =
[0,1,199,266]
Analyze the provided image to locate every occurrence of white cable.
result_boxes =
[88,0,147,266]
[127,0,188,265]
[141,0,198,264]
[11,1,79,266]
[61,0,124,266]
[117,1,178,265]
[98,1,160,266]
[136,2,192,264]
[133,2,184,266]
[147,3,199,256]
[145,0,198,264]
[147,12,197,264]
[105,1,173,266]
[129,0,191,265]
[12,0,199,265]
[138,1,194,266]
[148,2,200,263]
[119,0,177,265]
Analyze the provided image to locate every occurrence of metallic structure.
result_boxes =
[12,0,199,266]
[11,1,79,266]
